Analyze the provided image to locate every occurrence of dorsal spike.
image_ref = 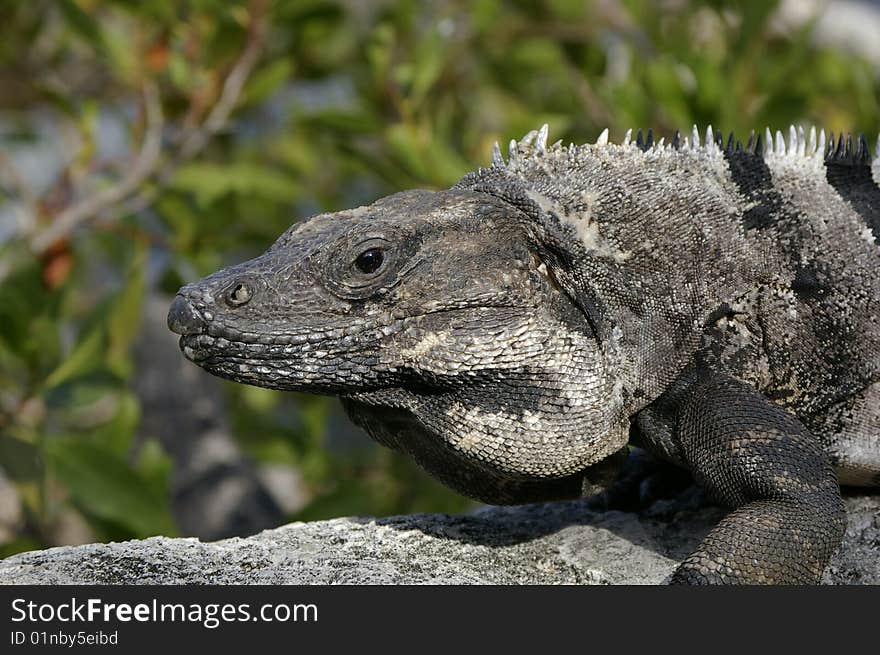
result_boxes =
[835,132,846,159]
[656,137,665,148]
[595,128,609,146]
[875,135,880,181]
[714,130,723,147]
[536,123,549,152]
[671,130,681,149]
[745,130,755,152]
[735,139,743,152]
[818,129,826,157]
[491,141,505,167]
[856,134,869,162]
[705,125,714,150]
[726,132,735,151]
[764,128,774,157]
[845,133,854,161]
[519,129,537,149]
[692,125,700,148]
[644,128,654,149]
[623,128,633,146]
[825,131,835,159]
[636,129,644,149]
[808,126,817,155]
[508,139,518,162]
[789,125,798,155]
[775,130,785,156]
[754,132,764,157]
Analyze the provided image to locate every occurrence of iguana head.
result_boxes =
[169,184,631,489]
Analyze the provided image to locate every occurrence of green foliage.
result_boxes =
[0,0,878,553]
[44,436,174,538]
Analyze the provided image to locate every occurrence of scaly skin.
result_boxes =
[169,125,880,584]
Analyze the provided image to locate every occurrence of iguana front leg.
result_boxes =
[671,372,846,584]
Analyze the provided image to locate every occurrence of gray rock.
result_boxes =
[0,493,876,584]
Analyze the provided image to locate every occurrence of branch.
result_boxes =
[0,151,38,213]
[29,0,270,254]
[112,0,269,219]
[29,81,164,255]
[176,1,268,161]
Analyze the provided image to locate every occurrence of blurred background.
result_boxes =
[1,0,879,556]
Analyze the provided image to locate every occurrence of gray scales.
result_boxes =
[167,124,880,584]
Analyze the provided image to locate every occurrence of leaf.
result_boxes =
[0,433,42,482]
[244,58,295,106]
[168,51,193,91]
[44,438,175,538]
[172,162,300,208]
[385,123,428,180]
[45,371,120,409]
[42,326,105,390]
[156,194,200,251]
[241,385,279,413]
[408,31,446,108]
[84,391,141,454]
[58,0,106,55]
[0,259,53,355]
[106,248,146,374]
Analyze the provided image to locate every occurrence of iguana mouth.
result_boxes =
[175,298,531,363]
[177,330,364,363]
[178,333,223,362]
[176,332,347,391]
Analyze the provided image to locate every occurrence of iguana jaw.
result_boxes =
[172,304,526,394]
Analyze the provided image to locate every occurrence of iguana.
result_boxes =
[167,124,880,584]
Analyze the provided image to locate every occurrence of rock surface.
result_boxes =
[0,493,877,584]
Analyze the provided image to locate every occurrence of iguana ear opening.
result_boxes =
[528,252,560,291]
[528,247,605,343]
[458,170,609,343]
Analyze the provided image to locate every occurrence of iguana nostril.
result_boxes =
[167,295,206,336]
[224,281,252,307]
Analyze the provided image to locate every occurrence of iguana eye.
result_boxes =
[327,235,399,299]
[354,248,384,274]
